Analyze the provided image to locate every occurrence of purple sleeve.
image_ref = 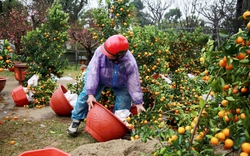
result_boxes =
[85,48,101,95]
[126,56,143,105]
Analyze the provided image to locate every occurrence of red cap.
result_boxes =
[101,34,129,57]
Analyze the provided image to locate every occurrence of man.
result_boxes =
[67,34,145,135]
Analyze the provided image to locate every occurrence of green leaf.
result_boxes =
[178,134,183,144]
[199,99,205,108]
[219,30,229,38]
[226,96,235,101]
[245,129,250,138]
[239,59,249,64]
[206,135,213,139]
[209,119,215,128]
[160,147,167,154]
[200,149,214,154]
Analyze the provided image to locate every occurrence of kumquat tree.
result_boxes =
[68,0,250,155]
[128,11,250,155]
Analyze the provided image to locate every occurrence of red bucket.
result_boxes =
[50,84,73,116]
[85,102,130,142]
[11,85,29,107]
[19,147,70,156]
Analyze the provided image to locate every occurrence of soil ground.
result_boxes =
[0,75,162,156]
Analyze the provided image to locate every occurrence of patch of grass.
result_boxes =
[63,64,83,79]
[1,70,15,81]
[0,117,96,156]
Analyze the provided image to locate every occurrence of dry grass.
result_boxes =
[1,70,16,81]
[0,117,96,156]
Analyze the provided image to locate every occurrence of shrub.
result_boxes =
[0,40,14,71]
[21,3,70,82]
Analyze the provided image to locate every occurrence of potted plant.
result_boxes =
[19,3,70,108]
[21,3,69,83]
[0,39,14,91]
[11,52,28,85]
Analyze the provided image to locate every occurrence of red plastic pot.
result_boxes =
[50,84,73,116]
[0,76,7,92]
[8,66,15,72]
[85,102,130,142]
[14,63,28,85]
[130,105,138,116]
[11,85,29,107]
[19,147,70,156]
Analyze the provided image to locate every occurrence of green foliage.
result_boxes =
[0,0,23,13]
[200,26,250,146]
[25,76,58,108]
[67,72,84,95]
[167,27,209,73]
[19,4,70,108]
[91,0,134,42]
[0,39,14,70]
[21,4,70,81]
[68,1,250,155]
[128,25,170,75]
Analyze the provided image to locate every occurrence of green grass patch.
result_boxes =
[63,64,83,79]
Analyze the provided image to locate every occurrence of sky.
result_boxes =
[85,0,234,25]
[84,0,206,22]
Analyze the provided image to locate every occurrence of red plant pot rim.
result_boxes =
[50,84,73,116]
[0,76,7,80]
[0,76,7,92]
[85,102,130,142]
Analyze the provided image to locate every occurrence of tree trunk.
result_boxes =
[0,1,3,14]
[234,0,244,33]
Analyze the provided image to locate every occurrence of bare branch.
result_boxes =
[143,0,173,24]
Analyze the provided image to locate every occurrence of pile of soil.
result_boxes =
[70,138,160,156]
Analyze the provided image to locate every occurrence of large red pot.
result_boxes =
[14,63,27,85]
[50,84,73,116]
[11,85,29,107]
[0,76,7,92]
[85,102,130,142]
[19,147,70,156]
[8,66,15,72]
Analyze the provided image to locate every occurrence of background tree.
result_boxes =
[22,0,53,30]
[68,9,100,65]
[143,0,173,25]
[59,0,88,24]
[131,0,152,27]
[0,0,31,57]
[234,0,250,33]
[164,8,182,24]
[91,0,134,40]
[22,3,70,80]
[0,0,22,13]
[174,0,204,31]
[196,0,236,46]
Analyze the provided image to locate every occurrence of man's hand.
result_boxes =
[134,104,146,113]
[87,95,96,110]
